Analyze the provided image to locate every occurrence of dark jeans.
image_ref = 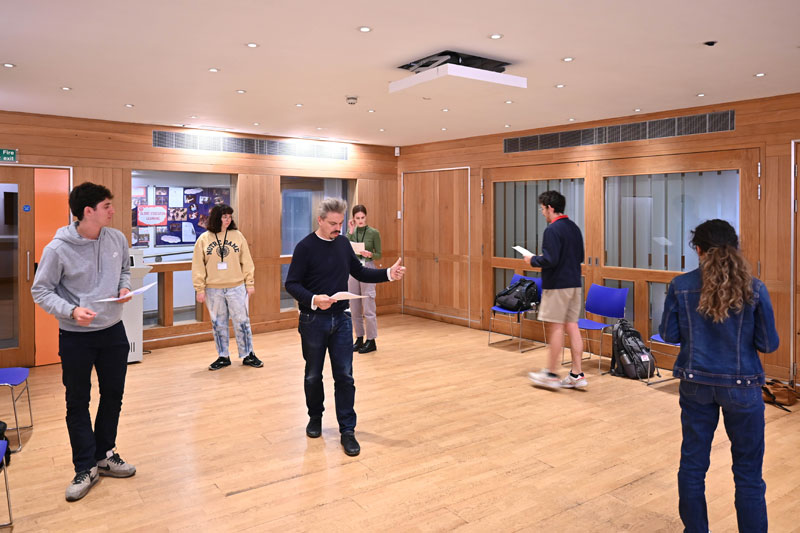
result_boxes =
[678,380,767,533]
[299,310,356,433]
[59,321,129,473]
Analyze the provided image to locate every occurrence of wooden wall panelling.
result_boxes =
[73,167,132,242]
[436,169,470,319]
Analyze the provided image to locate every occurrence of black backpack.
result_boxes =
[610,319,656,379]
[0,421,10,468]
[494,279,539,312]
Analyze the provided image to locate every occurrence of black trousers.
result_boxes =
[59,321,129,472]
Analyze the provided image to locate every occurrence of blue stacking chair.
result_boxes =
[488,274,544,352]
[0,440,10,527]
[0,368,33,453]
[646,333,680,385]
[571,284,629,370]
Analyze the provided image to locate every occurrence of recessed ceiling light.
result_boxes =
[3,63,15,68]
[295,103,303,107]
[562,57,574,62]
[317,127,323,130]
[505,100,513,104]
[124,104,134,108]
[236,89,246,94]
[441,127,447,131]
[61,86,72,91]
[442,108,449,112]
[568,118,575,122]
[489,33,503,40]
[379,128,385,132]
[190,115,198,119]
[246,43,259,48]
[208,68,220,73]
[754,72,765,77]
[368,109,375,113]
[504,124,510,128]
[555,84,565,88]
[358,26,372,33]
[634,108,641,112]
[253,122,260,126]
[697,93,705,97]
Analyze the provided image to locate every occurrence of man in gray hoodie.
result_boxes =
[31,182,137,502]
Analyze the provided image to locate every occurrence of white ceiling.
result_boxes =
[2,0,799,147]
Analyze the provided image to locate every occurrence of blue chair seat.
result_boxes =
[0,368,33,453]
[645,334,680,385]
[576,318,608,331]
[570,284,628,370]
[650,333,679,346]
[488,275,544,352]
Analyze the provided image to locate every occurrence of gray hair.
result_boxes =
[317,197,347,219]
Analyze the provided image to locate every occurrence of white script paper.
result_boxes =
[512,245,534,256]
[94,282,157,303]
[330,291,367,301]
[350,242,365,254]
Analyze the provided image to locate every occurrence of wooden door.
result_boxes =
[0,167,35,367]
[402,169,470,323]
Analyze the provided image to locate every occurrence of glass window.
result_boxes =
[280,264,295,311]
[604,170,739,271]
[281,177,352,255]
[494,268,515,296]
[649,282,669,336]
[494,179,584,259]
[0,184,19,349]
[526,272,586,319]
[602,279,634,324]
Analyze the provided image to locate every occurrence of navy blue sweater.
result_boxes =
[285,233,390,314]
[529,217,584,290]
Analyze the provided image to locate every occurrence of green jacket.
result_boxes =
[347,225,382,261]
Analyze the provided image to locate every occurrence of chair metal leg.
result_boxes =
[0,457,11,527]
[7,381,33,454]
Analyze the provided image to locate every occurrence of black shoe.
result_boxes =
[358,339,377,354]
[352,336,364,352]
[242,352,263,368]
[209,356,231,370]
[341,432,360,456]
[306,417,322,438]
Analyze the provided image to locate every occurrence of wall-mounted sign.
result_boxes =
[22,204,31,212]
[136,205,168,226]
[1,149,18,163]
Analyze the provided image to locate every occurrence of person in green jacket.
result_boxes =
[346,204,382,353]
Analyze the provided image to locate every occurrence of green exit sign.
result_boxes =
[1,149,17,163]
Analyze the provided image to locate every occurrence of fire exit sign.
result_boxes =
[1,149,17,162]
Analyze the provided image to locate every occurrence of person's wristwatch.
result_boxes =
[69,306,77,320]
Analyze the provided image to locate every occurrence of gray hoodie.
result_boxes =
[31,222,131,332]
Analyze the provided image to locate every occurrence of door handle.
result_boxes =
[27,251,31,281]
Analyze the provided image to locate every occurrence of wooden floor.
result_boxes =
[2,314,799,532]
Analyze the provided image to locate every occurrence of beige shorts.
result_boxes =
[537,287,582,324]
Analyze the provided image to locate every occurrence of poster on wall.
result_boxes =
[131,187,149,247]
[158,186,229,246]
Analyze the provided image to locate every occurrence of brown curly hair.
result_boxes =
[691,220,753,323]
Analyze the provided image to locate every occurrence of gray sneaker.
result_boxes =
[65,466,99,502]
[97,450,136,478]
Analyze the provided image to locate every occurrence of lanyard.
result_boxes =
[215,229,228,261]
[355,225,368,243]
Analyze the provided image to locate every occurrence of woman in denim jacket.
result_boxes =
[660,219,779,533]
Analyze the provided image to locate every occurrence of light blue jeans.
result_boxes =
[205,285,253,358]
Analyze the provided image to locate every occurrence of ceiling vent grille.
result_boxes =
[504,110,734,154]
[152,131,348,160]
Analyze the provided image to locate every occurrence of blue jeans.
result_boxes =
[205,285,253,358]
[59,321,129,472]
[298,310,356,433]
[678,380,767,533]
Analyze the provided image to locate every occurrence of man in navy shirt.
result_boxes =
[523,190,586,390]
[285,198,405,456]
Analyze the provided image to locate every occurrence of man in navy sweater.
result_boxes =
[523,190,586,390]
[285,197,405,456]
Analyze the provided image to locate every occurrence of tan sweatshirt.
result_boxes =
[191,229,255,292]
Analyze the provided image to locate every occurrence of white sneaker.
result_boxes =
[562,373,588,389]
[528,370,562,390]
[97,449,136,478]
[65,466,99,502]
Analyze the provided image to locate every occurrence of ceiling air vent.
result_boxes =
[504,110,734,154]
[152,131,348,160]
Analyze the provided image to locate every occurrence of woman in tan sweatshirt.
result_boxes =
[191,204,261,370]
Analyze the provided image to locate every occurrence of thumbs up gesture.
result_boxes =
[389,257,406,281]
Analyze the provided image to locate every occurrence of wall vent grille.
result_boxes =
[503,110,734,154]
[152,131,348,160]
